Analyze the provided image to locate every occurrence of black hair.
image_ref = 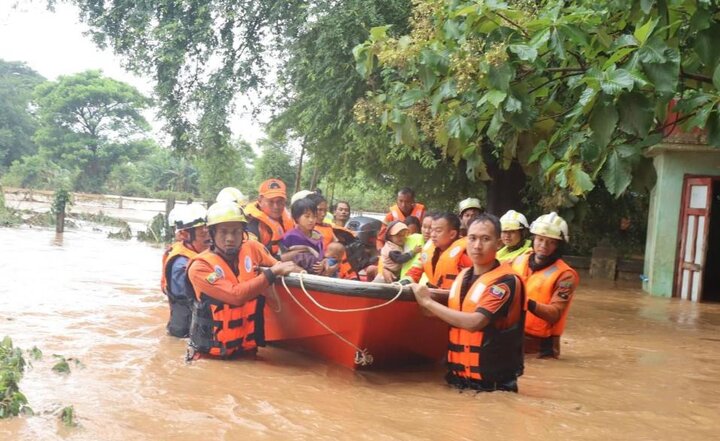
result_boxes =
[433,212,461,232]
[404,215,421,229]
[307,193,327,205]
[334,200,350,211]
[291,197,318,222]
[398,187,415,198]
[468,213,502,239]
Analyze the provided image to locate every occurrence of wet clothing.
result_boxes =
[280,227,325,274]
[497,239,532,262]
[446,263,525,392]
[161,241,198,338]
[244,202,294,257]
[512,251,579,358]
[187,241,277,359]
[377,203,426,248]
[404,237,472,289]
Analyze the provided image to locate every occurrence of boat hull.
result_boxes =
[264,275,448,369]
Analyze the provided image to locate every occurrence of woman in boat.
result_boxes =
[412,214,525,392]
[496,210,532,262]
[186,201,297,360]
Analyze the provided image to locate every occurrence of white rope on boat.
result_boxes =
[279,275,376,366]
[295,271,405,313]
[268,284,282,313]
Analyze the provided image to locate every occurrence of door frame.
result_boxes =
[672,174,720,300]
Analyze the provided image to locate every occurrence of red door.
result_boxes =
[675,177,713,301]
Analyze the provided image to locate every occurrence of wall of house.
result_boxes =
[644,148,720,297]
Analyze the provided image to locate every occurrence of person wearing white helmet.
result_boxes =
[497,210,532,262]
[186,201,298,360]
[160,203,211,337]
[458,197,483,236]
[511,212,579,358]
[216,187,249,207]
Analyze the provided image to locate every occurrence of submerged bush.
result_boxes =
[0,336,32,418]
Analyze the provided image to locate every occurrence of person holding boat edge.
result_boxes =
[412,214,525,392]
[186,201,298,360]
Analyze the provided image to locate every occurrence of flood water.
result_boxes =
[1,227,719,440]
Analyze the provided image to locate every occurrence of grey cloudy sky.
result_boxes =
[0,1,266,145]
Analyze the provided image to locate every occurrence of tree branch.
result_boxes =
[680,69,713,84]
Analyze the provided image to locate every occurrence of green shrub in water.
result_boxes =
[60,405,77,427]
[137,212,171,243]
[0,336,32,418]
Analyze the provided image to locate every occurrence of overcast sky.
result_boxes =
[0,1,266,145]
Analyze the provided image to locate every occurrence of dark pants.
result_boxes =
[445,372,519,393]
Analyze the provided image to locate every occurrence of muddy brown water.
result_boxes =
[1,227,719,440]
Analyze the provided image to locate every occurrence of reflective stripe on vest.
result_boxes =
[422,237,468,289]
[446,265,525,382]
[512,252,578,338]
[497,240,532,263]
[161,241,197,296]
[188,249,264,357]
[244,202,294,255]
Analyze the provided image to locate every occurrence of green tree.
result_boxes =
[33,70,152,192]
[0,60,45,169]
[252,138,296,194]
[195,138,256,201]
[353,0,720,210]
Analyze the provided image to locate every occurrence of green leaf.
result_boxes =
[602,150,632,196]
[418,65,437,92]
[369,25,390,42]
[504,95,522,113]
[540,152,555,171]
[509,44,537,62]
[487,109,504,142]
[637,36,669,64]
[602,47,637,70]
[528,140,547,164]
[640,0,655,15]
[634,17,659,45]
[569,164,594,196]
[529,28,551,49]
[550,28,566,60]
[396,117,419,146]
[600,68,634,95]
[488,63,512,91]
[560,24,589,47]
[447,114,476,140]
[478,90,507,108]
[693,23,720,66]
[713,64,720,90]
[398,89,425,108]
[707,109,720,148]
[589,95,619,148]
[617,92,654,138]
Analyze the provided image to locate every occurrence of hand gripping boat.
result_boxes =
[264,273,449,369]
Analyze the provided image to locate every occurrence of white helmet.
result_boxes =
[290,190,315,205]
[167,204,184,229]
[216,187,248,206]
[530,212,569,243]
[500,210,529,231]
[176,202,207,231]
[458,197,482,214]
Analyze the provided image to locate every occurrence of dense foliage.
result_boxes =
[353,0,720,205]
[0,61,44,169]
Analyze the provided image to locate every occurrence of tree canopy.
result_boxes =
[353,0,720,203]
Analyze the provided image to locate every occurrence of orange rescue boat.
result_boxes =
[264,273,448,369]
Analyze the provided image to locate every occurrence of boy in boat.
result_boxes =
[186,201,298,360]
[412,214,525,392]
[280,197,339,276]
[374,221,422,282]
[377,187,426,249]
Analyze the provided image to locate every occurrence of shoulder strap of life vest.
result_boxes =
[427,237,468,289]
[244,203,294,251]
[161,241,198,294]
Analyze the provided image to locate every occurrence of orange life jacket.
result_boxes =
[244,202,294,255]
[161,241,199,337]
[161,241,197,297]
[388,203,426,222]
[188,248,265,358]
[422,237,469,289]
[315,223,336,250]
[446,266,525,382]
[512,252,579,338]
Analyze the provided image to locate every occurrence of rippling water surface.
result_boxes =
[1,227,719,440]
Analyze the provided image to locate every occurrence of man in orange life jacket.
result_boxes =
[186,201,298,360]
[244,178,295,258]
[377,187,426,249]
[161,203,211,338]
[401,213,472,289]
[511,212,579,359]
[412,214,525,392]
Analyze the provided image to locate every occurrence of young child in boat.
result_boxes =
[375,221,422,282]
[280,197,338,276]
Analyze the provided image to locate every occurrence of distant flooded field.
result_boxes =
[1,227,719,440]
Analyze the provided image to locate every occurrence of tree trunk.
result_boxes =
[294,142,305,193]
[309,164,320,190]
[484,157,527,216]
[56,211,65,233]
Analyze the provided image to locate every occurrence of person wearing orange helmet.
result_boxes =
[244,179,295,258]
